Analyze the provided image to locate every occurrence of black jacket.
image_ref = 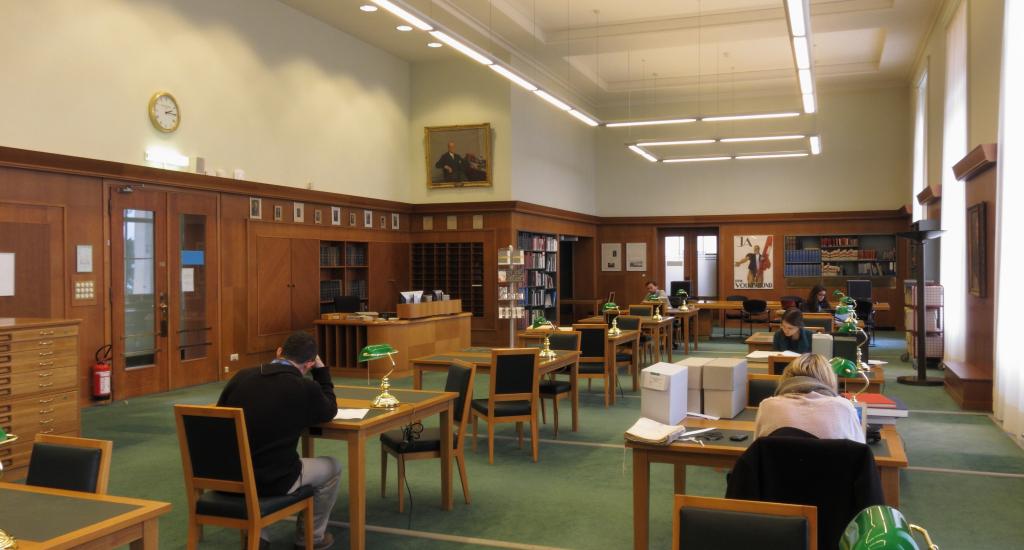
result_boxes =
[217,362,338,496]
[726,430,884,550]
[435,152,466,182]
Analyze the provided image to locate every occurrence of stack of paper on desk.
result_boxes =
[745,350,800,363]
[625,417,688,445]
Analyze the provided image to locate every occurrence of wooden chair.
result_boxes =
[612,315,647,386]
[748,373,781,407]
[537,331,580,437]
[380,360,475,512]
[174,404,315,550]
[673,495,817,550]
[803,313,833,335]
[572,323,613,407]
[628,304,654,316]
[471,348,541,464]
[26,434,113,494]
[723,295,748,337]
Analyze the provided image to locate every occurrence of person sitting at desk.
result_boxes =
[645,280,668,301]
[217,331,340,550]
[805,284,831,312]
[754,353,865,443]
[773,308,813,353]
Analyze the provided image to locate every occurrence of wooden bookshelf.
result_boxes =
[319,241,369,313]
[410,242,485,317]
[517,231,558,324]
[783,233,898,285]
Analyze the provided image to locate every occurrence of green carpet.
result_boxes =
[77,331,1024,549]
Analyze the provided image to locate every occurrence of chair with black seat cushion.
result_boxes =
[741,300,769,336]
[673,494,817,550]
[726,431,883,550]
[537,331,580,437]
[853,299,876,345]
[723,295,748,337]
[571,324,613,407]
[380,360,475,512]
[26,434,113,494]
[613,315,648,384]
[747,374,780,407]
[471,348,540,464]
[628,304,654,316]
[174,404,315,549]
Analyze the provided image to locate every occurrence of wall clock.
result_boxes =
[148,91,180,132]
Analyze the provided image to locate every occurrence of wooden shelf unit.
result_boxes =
[783,233,898,282]
[410,242,485,317]
[319,241,369,313]
[517,232,558,324]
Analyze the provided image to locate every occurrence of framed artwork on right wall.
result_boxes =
[967,201,987,297]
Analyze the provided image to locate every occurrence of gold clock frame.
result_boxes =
[148,91,180,133]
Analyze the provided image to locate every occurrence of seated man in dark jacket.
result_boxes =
[218,331,339,550]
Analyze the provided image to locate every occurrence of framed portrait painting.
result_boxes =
[967,202,987,297]
[425,123,492,189]
[249,198,262,220]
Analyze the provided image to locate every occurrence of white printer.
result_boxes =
[640,362,688,426]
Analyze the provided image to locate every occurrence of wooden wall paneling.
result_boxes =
[0,202,64,318]
[572,237,597,300]
[962,154,997,373]
[289,238,320,331]
[596,224,659,308]
[368,241,409,313]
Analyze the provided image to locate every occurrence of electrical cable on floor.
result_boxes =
[404,469,414,530]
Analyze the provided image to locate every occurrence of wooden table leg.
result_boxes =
[607,341,616,407]
[673,464,686,494]
[440,402,453,510]
[683,316,690,354]
[128,518,159,550]
[413,364,423,390]
[347,434,367,550]
[880,466,900,507]
[570,366,579,432]
[666,325,674,362]
[691,315,699,350]
[632,448,651,550]
[301,433,314,458]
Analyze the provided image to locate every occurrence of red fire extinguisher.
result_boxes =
[92,345,113,400]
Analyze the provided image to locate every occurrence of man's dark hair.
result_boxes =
[281,331,317,364]
[646,280,658,287]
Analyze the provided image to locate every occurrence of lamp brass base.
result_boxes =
[371,376,401,409]
[0,529,17,549]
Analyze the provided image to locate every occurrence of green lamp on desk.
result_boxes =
[358,344,400,410]
[840,505,938,549]
[675,289,690,311]
[603,302,622,336]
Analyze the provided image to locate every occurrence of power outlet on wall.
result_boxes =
[223,366,229,373]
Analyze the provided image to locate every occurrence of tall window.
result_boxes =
[940,1,968,363]
[912,70,928,221]
[994,0,1024,444]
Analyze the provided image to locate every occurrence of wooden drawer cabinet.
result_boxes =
[0,318,81,480]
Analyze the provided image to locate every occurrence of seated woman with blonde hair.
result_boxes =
[754,353,864,443]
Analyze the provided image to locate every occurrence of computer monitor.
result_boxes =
[334,295,362,313]
[669,281,691,297]
[847,279,872,302]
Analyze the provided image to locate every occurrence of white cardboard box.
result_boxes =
[704,388,747,419]
[702,358,748,391]
[687,389,703,414]
[812,333,834,358]
[640,363,688,426]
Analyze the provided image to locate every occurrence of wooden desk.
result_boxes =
[745,331,776,352]
[303,386,456,550]
[560,298,604,322]
[0,482,171,549]
[411,348,581,431]
[315,312,471,378]
[516,329,640,404]
[627,415,907,550]
[665,308,700,354]
[746,366,886,394]
[577,316,674,364]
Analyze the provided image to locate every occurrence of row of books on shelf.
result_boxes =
[821,237,859,247]
[784,264,822,277]
[523,251,556,270]
[527,271,555,288]
[526,289,556,307]
[518,235,558,252]
[784,249,822,263]
[821,248,895,261]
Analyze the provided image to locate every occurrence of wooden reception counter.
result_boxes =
[315,302,470,379]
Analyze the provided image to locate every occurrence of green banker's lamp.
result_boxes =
[530,316,558,359]
[644,292,661,302]
[603,302,622,336]
[358,344,400,409]
[831,356,871,402]
[0,426,18,548]
[675,289,690,311]
[840,505,938,550]
[530,315,552,329]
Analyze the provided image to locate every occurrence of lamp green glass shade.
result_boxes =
[530,316,550,329]
[602,302,619,311]
[842,296,856,306]
[0,426,5,440]
[645,292,661,301]
[358,344,398,362]
[835,305,851,316]
[675,289,688,297]
[831,357,858,378]
[840,506,923,550]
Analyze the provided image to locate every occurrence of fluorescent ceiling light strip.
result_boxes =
[802,93,817,114]
[639,139,716,147]
[372,0,432,31]
[663,156,732,163]
[735,152,809,160]
[720,134,806,143]
[628,145,658,162]
[605,118,696,128]
[793,36,811,69]
[798,69,814,95]
[810,135,822,155]
[786,0,807,37]
[534,90,571,111]
[429,31,492,65]
[568,109,600,127]
[701,112,800,122]
[490,64,537,91]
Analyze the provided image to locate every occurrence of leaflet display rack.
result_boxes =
[497,246,527,345]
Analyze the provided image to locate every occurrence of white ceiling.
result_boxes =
[281,0,940,116]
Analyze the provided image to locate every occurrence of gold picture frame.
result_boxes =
[425,123,492,189]
[967,201,986,297]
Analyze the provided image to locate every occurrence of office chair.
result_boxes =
[741,299,769,336]
[471,348,541,464]
[537,331,580,437]
[723,295,748,337]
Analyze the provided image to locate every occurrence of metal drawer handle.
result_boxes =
[40,341,54,346]
[38,361,54,367]
[37,398,55,404]
[38,351,54,357]
[39,428,54,434]
[38,382,53,388]
[38,372,53,378]
[39,418,55,424]
[39,330,56,336]
[39,408,55,414]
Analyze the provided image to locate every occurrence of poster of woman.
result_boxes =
[733,235,774,289]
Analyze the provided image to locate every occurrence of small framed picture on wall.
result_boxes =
[249,198,262,220]
[273,205,283,222]
[391,213,400,230]
[314,209,322,224]
[349,211,357,227]
[293,203,305,223]
[379,215,386,229]
[331,207,341,226]
[363,210,373,228]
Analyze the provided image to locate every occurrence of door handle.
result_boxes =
[159,292,169,337]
